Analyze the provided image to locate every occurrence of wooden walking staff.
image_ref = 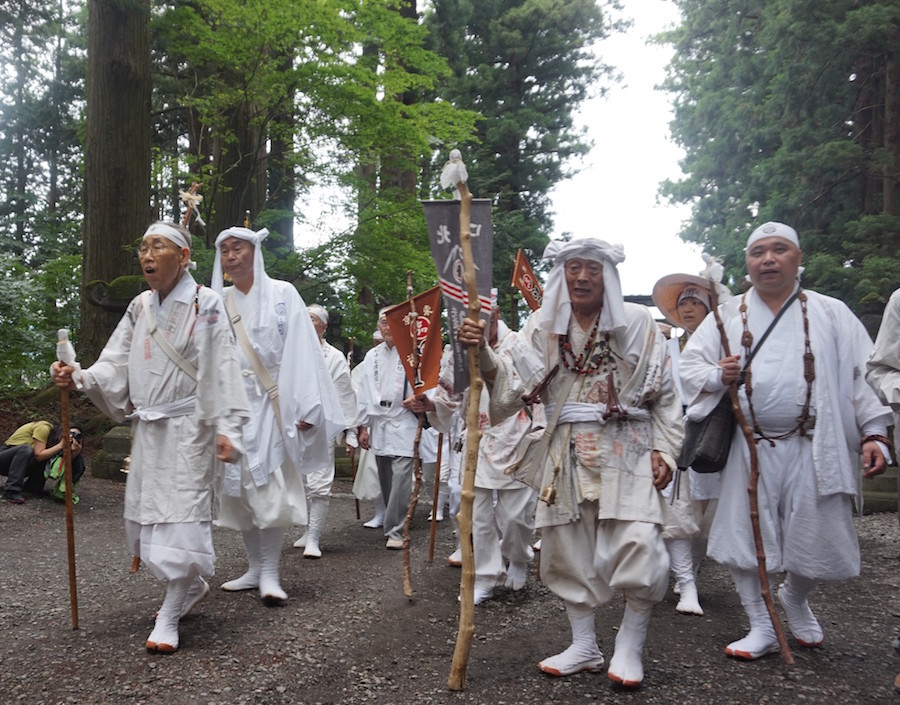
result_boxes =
[347,336,361,520]
[708,285,794,665]
[446,153,484,692]
[401,270,427,599]
[427,432,444,563]
[56,329,79,630]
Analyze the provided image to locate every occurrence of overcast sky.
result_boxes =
[296,1,701,298]
[548,0,703,296]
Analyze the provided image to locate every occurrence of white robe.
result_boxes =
[679,286,891,577]
[355,343,419,457]
[217,279,345,529]
[661,335,720,540]
[866,287,900,454]
[306,340,357,498]
[428,328,541,588]
[78,272,249,580]
[487,304,684,529]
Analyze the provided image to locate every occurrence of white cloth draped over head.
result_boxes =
[537,238,627,336]
[143,222,197,271]
[211,225,346,490]
[211,226,270,293]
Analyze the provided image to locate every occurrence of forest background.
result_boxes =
[1,0,899,393]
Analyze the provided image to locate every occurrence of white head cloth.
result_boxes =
[746,221,799,250]
[143,222,197,271]
[537,238,627,336]
[211,226,270,298]
[308,304,329,325]
[744,221,804,283]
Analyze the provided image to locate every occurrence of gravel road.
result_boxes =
[2,474,899,704]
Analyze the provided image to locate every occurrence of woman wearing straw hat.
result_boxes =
[652,272,730,616]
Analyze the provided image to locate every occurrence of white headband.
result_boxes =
[677,285,711,310]
[746,221,799,250]
[144,222,191,250]
[143,223,196,270]
[309,305,329,325]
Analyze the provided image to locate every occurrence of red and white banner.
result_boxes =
[383,286,443,394]
[512,248,543,311]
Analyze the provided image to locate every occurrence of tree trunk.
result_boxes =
[266,54,296,258]
[81,0,151,363]
[208,102,266,239]
[884,49,900,216]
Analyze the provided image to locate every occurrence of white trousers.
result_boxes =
[305,446,336,498]
[125,519,214,582]
[541,500,669,614]
[216,462,308,531]
[473,485,537,588]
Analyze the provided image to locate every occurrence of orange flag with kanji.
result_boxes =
[383,286,443,393]
[512,249,543,311]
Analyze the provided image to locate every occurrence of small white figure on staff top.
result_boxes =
[56,330,81,389]
[440,148,468,200]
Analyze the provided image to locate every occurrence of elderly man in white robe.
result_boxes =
[292,303,357,558]
[457,238,683,688]
[410,306,540,604]
[52,222,249,654]
[679,221,892,661]
[212,227,345,603]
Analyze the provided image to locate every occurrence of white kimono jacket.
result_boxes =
[866,287,900,454]
[486,304,684,528]
[220,278,345,497]
[355,343,419,457]
[79,272,249,525]
[679,286,890,576]
[429,326,544,490]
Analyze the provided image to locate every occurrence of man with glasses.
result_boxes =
[52,221,249,654]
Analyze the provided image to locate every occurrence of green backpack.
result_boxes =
[44,456,79,504]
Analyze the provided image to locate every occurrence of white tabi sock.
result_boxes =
[538,603,604,677]
[778,573,823,647]
[258,526,287,605]
[304,496,329,559]
[505,561,527,591]
[147,577,190,653]
[725,568,779,660]
[607,603,651,688]
[221,529,262,592]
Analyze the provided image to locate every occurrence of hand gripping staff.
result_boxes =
[56,329,80,630]
[443,150,483,692]
[709,286,794,665]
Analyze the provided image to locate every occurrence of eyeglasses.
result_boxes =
[70,431,83,442]
[138,240,176,257]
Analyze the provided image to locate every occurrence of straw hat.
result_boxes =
[652,274,716,328]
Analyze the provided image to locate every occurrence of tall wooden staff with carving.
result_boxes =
[401,271,426,598]
[709,285,793,665]
[56,329,79,629]
[445,151,483,691]
[346,337,361,520]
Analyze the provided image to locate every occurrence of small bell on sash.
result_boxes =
[540,484,556,505]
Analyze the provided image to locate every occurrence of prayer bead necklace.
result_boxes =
[557,313,611,376]
[740,289,815,444]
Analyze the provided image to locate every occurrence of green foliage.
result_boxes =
[661,0,900,313]
[422,0,618,313]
